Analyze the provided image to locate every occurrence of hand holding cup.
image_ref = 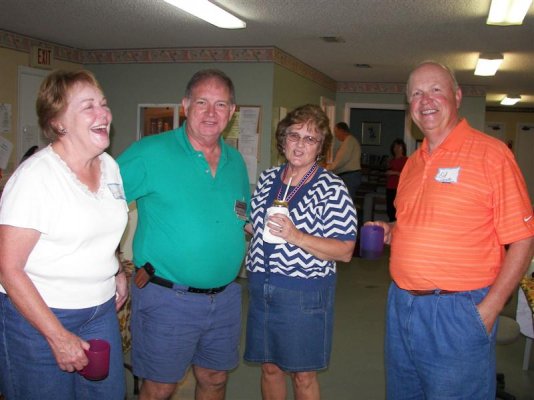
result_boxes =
[78,339,110,381]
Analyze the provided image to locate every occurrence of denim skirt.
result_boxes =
[244,282,335,372]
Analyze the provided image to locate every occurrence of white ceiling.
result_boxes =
[2,0,534,108]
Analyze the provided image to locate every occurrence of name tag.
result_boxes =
[108,183,126,199]
[435,167,460,183]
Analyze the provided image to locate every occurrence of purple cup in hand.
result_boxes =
[79,339,110,381]
[360,225,385,259]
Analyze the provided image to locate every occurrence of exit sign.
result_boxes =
[30,46,54,69]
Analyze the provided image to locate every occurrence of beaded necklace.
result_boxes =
[276,162,318,203]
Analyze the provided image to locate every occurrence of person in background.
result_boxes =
[385,138,407,222]
[244,104,357,400]
[118,69,250,400]
[327,122,361,200]
[0,70,128,400]
[369,61,534,399]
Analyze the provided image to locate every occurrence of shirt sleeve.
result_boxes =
[490,147,534,244]
[330,140,350,172]
[117,142,149,204]
[321,178,358,240]
[0,162,56,234]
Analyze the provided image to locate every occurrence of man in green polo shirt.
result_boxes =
[118,69,250,400]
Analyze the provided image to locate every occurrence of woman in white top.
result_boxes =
[0,70,128,400]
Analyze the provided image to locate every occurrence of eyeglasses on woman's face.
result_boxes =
[286,132,321,146]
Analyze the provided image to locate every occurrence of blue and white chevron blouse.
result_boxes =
[245,165,358,290]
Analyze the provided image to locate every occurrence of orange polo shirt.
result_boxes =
[391,119,534,291]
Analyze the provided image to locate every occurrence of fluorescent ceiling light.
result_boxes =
[474,53,504,76]
[500,94,522,105]
[487,0,532,25]
[164,0,246,29]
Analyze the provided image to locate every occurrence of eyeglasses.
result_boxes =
[286,132,321,146]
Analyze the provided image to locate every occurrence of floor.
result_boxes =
[125,249,534,399]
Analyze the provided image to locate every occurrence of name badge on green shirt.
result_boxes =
[234,200,247,221]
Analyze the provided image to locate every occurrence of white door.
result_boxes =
[17,66,49,166]
[514,123,534,202]
[320,96,336,163]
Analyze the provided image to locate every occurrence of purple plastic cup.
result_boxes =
[360,225,385,259]
[78,339,110,381]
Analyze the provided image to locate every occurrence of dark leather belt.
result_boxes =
[136,268,228,294]
[407,289,460,296]
[186,285,228,295]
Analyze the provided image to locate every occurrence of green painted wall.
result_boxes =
[87,63,274,168]
[336,91,486,132]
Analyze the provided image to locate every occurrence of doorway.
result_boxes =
[17,66,50,167]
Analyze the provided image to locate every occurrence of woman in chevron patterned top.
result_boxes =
[244,104,358,399]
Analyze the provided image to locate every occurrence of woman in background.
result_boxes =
[0,70,128,400]
[385,138,407,222]
[244,104,357,399]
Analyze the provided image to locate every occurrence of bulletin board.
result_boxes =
[222,105,261,184]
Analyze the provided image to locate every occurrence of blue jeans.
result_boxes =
[385,283,497,400]
[338,170,361,201]
[0,294,125,400]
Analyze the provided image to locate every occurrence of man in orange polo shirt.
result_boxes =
[372,61,534,399]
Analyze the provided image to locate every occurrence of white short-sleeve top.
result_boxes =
[0,146,128,309]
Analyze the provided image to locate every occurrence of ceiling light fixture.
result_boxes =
[164,0,246,29]
[474,53,504,76]
[487,0,532,25]
[500,94,522,105]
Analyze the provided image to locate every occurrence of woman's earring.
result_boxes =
[58,127,67,135]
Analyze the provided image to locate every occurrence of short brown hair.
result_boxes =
[36,70,102,140]
[275,104,332,161]
[184,69,235,105]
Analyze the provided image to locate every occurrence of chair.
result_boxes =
[118,260,140,396]
[496,315,521,400]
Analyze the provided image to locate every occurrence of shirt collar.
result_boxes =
[420,118,469,155]
[176,122,229,166]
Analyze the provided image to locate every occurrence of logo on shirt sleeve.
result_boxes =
[435,167,460,183]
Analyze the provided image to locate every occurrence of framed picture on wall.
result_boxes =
[361,121,381,145]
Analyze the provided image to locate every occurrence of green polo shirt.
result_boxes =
[117,124,250,288]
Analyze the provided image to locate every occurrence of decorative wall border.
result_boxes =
[82,47,276,64]
[0,29,483,96]
[337,81,486,97]
[1,29,336,90]
[337,82,405,94]
[0,30,83,63]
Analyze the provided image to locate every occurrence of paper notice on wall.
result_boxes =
[243,154,257,184]
[0,103,12,134]
[223,112,240,139]
[239,130,259,183]
[239,107,260,134]
[0,135,14,169]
